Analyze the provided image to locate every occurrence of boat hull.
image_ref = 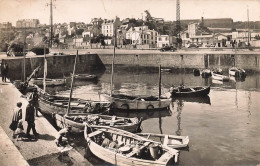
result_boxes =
[29,78,66,86]
[229,67,246,77]
[55,114,142,133]
[211,73,230,82]
[84,126,178,166]
[171,86,210,97]
[100,94,170,111]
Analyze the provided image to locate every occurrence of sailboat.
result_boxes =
[211,55,230,82]
[38,50,110,115]
[100,23,171,111]
[55,50,142,133]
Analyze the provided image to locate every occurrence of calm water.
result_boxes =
[46,70,260,166]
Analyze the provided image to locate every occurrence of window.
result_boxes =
[159,37,161,41]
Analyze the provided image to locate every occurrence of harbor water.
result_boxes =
[45,69,260,166]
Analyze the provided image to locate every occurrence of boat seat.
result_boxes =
[88,130,103,138]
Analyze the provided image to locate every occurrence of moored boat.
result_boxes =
[37,87,111,115]
[211,71,230,82]
[84,125,179,165]
[170,85,210,97]
[137,133,189,149]
[55,114,142,133]
[71,73,98,81]
[100,93,171,111]
[200,69,211,77]
[229,67,246,77]
[29,78,66,86]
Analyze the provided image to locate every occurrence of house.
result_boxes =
[157,35,173,48]
[102,17,121,37]
[125,26,158,47]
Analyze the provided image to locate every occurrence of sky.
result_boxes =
[0,0,259,25]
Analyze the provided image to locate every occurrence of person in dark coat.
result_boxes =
[29,89,40,117]
[4,63,8,82]
[9,102,23,138]
[25,97,39,138]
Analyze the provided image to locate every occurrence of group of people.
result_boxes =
[1,62,9,82]
[10,88,71,146]
[9,89,40,140]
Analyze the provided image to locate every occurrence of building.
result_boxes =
[157,35,174,48]
[101,17,120,37]
[16,19,39,28]
[126,26,158,46]
[0,22,12,29]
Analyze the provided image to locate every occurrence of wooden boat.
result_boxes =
[229,67,246,77]
[200,69,211,77]
[84,125,179,165]
[71,73,98,81]
[211,71,230,82]
[55,114,142,133]
[100,93,171,111]
[161,68,172,73]
[29,78,66,86]
[137,133,189,149]
[170,85,210,97]
[37,88,111,115]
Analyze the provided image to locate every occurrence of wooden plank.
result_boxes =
[163,135,169,146]
[88,130,103,138]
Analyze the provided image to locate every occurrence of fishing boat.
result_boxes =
[170,85,210,97]
[29,78,66,86]
[229,67,246,77]
[55,114,142,133]
[200,69,211,77]
[137,133,189,149]
[101,94,171,111]
[211,71,230,82]
[38,88,110,115]
[84,125,179,165]
[71,73,98,81]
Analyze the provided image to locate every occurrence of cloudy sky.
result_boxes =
[0,0,259,25]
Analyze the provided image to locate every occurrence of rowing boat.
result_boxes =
[55,114,142,133]
[100,94,171,111]
[137,133,189,149]
[37,87,111,115]
[29,78,66,86]
[84,125,179,165]
[170,86,210,97]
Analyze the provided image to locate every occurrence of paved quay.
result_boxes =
[0,78,91,165]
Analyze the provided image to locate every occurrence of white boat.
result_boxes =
[200,69,211,77]
[84,125,179,166]
[29,78,66,86]
[211,71,230,82]
[229,67,246,77]
[100,94,171,111]
[137,133,189,149]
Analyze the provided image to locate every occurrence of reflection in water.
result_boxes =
[247,91,252,118]
[175,99,184,136]
[172,96,211,105]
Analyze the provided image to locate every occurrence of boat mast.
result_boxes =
[110,18,117,96]
[158,65,161,99]
[49,0,53,48]
[247,6,250,46]
[66,50,78,115]
[43,46,47,93]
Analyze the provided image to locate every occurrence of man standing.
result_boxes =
[25,97,39,138]
[30,89,40,117]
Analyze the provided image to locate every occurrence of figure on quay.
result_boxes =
[1,62,8,82]
[29,89,40,117]
[25,96,39,138]
[55,126,72,147]
[9,102,23,138]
